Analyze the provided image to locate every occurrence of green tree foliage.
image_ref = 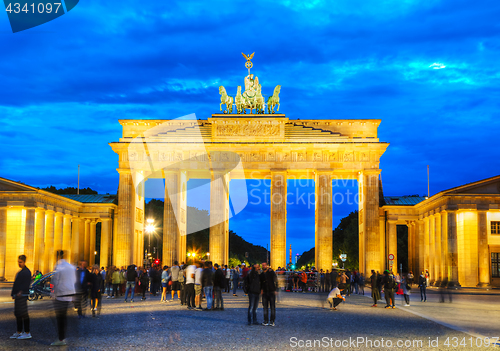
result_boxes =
[41,186,98,195]
[144,199,268,265]
[333,211,359,270]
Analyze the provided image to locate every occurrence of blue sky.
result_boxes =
[1,0,500,255]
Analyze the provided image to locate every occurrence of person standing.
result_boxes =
[325,270,331,293]
[170,261,181,302]
[419,272,427,302]
[90,265,102,317]
[213,263,225,310]
[185,262,196,310]
[105,266,113,298]
[124,265,138,303]
[111,267,120,298]
[370,270,380,307]
[232,265,240,296]
[139,268,149,300]
[10,255,32,340]
[201,261,214,310]
[161,266,170,303]
[100,267,106,295]
[245,263,261,325]
[178,264,186,305]
[359,273,365,295]
[224,265,231,293]
[75,261,90,318]
[383,270,395,309]
[51,250,76,346]
[195,262,204,310]
[326,285,345,311]
[260,262,277,326]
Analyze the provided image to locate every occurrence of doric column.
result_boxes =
[428,214,435,284]
[116,170,134,267]
[78,219,85,262]
[440,210,449,282]
[89,220,97,266]
[423,216,430,279]
[164,171,179,267]
[387,219,397,273]
[447,210,459,286]
[477,210,490,287]
[456,209,479,287]
[84,219,90,263]
[434,213,442,284]
[62,214,72,257]
[209,170,230,266]
[417,219,424,275]
[71,216,80,265]
[100,218,111,268]
[34,207,45,272]
[54,211,63,252]
[358,171,381,274]
[44,209,55,272]
[24,207,36,270]
[408,222,414,275]
[0,207,7,280]
[271,170,287,270]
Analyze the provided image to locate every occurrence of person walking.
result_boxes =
[124,265,138,303]
[51,250,76,346]
[10,255,32,340]
[325,270,331,293]
[402,274,411,306]
[383,270,396,309]
[90,265,102,317]
[370,270,380,307]
[245,263,261,325]
[419,271,427,302]
[359,273,365,295]
[232,266,240,296]
[260,262,277,326]
[178,264,186,305]
[105,266,113,298]
[213,263,225,311]
[201,261,214,311]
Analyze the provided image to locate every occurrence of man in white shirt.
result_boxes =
[170,261,181,301]
[51,250,76,346]
[194,263,203,310]
[185,264,196,310]
[327,286,345,311]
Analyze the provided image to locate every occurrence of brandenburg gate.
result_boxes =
[109,54,389,273]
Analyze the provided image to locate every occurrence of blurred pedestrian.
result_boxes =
[201,261,214,310]
[51,250,76,346]
[359,273,365,295]
[75,261,90,318]
[124,265,138,303]
[327,285,345,311]
[370,270,380,307]
[224,265,231,293]
[161,266,170,303]
[10,254,32,340]
[419,271,427,302]
[232,265,240,296]
[139,268,149,300]
[111,267,120,298]
[402,274,411,306]
[185,262,196,309]
[214,263,224,310]
[90,265,102,317]
[170,261,181,302]
[383,270,396,309]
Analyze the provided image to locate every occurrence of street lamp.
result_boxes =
[146,218,155,266]
[206,252,210,260]
[339,254,347,269]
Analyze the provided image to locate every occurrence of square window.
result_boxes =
[491,221,500,235]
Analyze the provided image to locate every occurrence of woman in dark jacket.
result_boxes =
[139,269,149,300]
[90,265,102,317]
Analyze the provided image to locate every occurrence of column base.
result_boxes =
[477,283,492,288]
[448,281,460,288]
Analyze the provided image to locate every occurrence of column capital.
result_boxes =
[359,169,381,176]
[116,168,132,175]
[270,169,288,174]
[100,217,112,222]
[54,211,64,217]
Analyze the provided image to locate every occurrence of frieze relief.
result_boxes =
[215,124,280,137]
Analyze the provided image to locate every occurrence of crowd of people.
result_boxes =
[9,251,446,346]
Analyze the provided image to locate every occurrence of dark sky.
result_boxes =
[1,0,499,256]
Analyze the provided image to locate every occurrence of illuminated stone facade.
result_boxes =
[109,114,389,272]
[0,178,116,281]
[381,175,500,287]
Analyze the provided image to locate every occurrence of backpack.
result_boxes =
[178,269,185,283]
[388,275,397,289]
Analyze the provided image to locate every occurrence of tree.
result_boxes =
[333,211,359,270]
[41,186,98,195]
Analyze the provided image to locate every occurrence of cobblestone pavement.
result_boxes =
[0,289,498,350]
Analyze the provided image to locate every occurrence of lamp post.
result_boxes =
[339,254,347,269]
[146,219,155,266]
[206,252,210,260]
